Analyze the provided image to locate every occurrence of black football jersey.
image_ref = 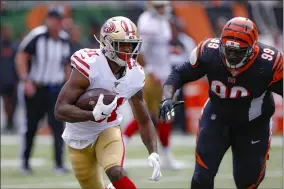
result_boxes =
[166,38,283,123]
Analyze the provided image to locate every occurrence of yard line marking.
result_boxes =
[1,135,283,146]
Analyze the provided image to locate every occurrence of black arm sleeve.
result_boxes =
[164,61,206,90]
[269,51,283,97]
[270,79,283,97]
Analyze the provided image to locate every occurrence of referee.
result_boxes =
[15,6,71,174]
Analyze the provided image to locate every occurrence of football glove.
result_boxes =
[158,98,175,122]
[158,99,184,122]
[92,94,117,121]
[148,152,162,181]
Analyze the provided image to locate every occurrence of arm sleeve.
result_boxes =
[164,61,206,90]
[70,49,91,79]
[270,80,283,97]
[164,41,207,89]
[269,52,283,97]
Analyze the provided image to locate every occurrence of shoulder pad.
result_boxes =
[129,59,145,88]
[70,48,100,78]
[189,38,219,67]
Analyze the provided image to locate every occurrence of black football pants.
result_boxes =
[21,85,65,169]
[191,101,271,189]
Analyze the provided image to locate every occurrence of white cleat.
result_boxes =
[160,152,183,170]
[106,183,116,189]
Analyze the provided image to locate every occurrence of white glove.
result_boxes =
[92,94,118,121]
[148,152,162,181]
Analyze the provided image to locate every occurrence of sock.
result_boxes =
[157,122,171,148]
[123,120,139,139]
[113,176,136,189]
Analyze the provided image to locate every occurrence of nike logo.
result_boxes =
[101,112,108,116]
[251,140,260,144]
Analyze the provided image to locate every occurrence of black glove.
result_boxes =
[158,98,175,122]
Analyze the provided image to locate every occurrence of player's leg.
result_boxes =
[232,117,271,189]
[68,145,104,189]
[96,126,136,189]
[191,101,231,189]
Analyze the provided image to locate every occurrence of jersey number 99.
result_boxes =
[211,80,249,98]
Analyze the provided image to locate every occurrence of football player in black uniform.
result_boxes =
[158,17,283,189]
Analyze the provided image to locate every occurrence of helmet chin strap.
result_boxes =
[93,34,104,48]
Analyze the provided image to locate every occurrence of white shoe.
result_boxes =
[106,183,116,189]
[160,151,183,170]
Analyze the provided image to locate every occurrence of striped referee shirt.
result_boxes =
[18,25,71,85]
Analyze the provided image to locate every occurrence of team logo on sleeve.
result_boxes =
[103,21,116,33]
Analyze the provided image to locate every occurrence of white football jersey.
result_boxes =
[137,11,172,83]
[62,48,145,149]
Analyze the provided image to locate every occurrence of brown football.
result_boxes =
[74,88,116,111]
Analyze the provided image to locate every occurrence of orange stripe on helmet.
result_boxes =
[225,25,255,43]
[222,30,252,46]
[221,17,258,47]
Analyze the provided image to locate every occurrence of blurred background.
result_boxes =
[1,1,283,188]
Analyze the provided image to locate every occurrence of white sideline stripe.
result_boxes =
[1,158,46,168]
[0,158,193,169]
[1,171,282,188]
[1,135,283,146]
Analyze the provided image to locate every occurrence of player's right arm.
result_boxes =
[162,40,208,100]
[159,39,209,122]
[54,68,94,122]
[268,51,283,97]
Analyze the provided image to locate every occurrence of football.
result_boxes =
[74,88,117,111]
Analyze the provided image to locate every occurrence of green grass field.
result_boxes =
[1,135,283,189]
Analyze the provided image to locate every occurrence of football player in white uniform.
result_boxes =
[54,16,161,189]
[122,0,182,170]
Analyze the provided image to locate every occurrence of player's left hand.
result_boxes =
[148,152,162,181]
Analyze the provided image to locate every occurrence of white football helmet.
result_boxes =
[94,16,142,67]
